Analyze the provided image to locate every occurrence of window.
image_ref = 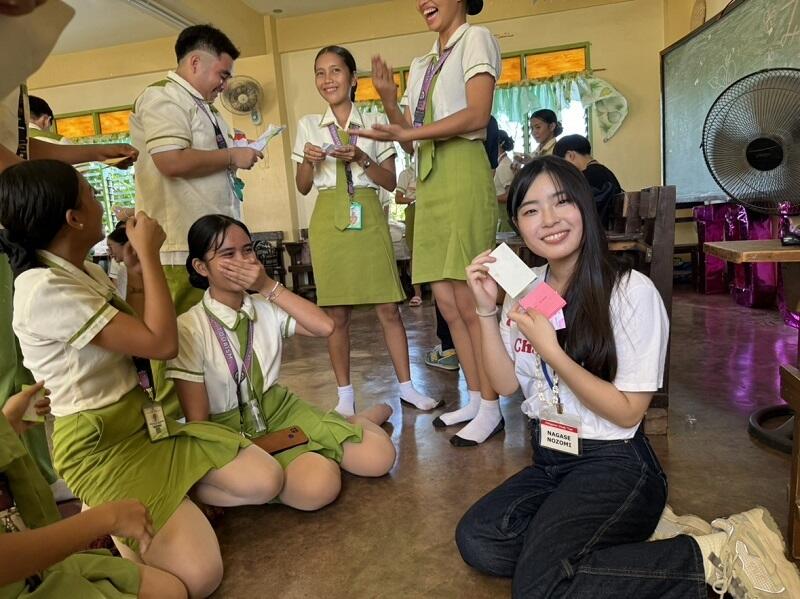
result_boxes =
[54,107,135,234]
[494,45,590,155]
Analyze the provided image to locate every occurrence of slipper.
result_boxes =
[409,295,423,307]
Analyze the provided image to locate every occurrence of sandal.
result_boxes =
[409,296,423,307]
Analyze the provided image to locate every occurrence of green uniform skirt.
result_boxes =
[51,387,248,552]
[309,188,404,306]
[211,383,363,469]
[0,551,140,599]
[413,138,497,284]
[404,203,416,255]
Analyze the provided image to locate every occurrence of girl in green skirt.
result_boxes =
[168,215,396,511]
[360,0,504,446]
[292,45,439,416]
[0,160,285,598]
[0,384,186,599]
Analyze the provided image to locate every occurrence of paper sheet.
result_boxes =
[246,124,286,151]
[0,0,75,99]
[487,243,537,298]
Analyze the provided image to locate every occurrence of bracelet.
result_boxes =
[271,284,285,302]
[266,281,282,302]
[475,306,499,317]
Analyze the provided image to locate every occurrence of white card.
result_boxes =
[321,143,336,153]
[247,124,286,152]
[488,243,537,298]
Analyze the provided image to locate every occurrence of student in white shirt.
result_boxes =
[494,130,515,232]
[529,109,561,158]
[362,0,502,446]
[455,156,800,598]
[168,215,396,511]
[106,221,130,300]
[1,160,283,598]
[293,45,438,416]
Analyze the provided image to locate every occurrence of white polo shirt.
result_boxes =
[166,290,296,416]
[12,251,139,417]
[291,104,396,191]
[400,23,501,147]
[129,71,237,264]
[397,167,417,201]
[499,266,669,440]
[494,153,514,196]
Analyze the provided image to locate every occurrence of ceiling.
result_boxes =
[53,0,179,55]
[241,0,387,17]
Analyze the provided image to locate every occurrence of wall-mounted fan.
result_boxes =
[701,67,800,454]
[702,67,800,245]
[221,76,263,125]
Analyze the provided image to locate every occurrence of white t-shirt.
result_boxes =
[291,104,396,191]
[166,290,296,416]
[401,23,501,155]
[12,250,139,417]
[397,167,417,201]
[499,266,669,440]
[494,153,514,196]
[129,71,237,263]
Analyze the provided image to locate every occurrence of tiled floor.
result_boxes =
[212,288,796,598]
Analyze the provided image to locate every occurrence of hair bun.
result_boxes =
[185,255,209,290]
[0,229,35,276]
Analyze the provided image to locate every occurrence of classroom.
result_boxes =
[1,0,799,597]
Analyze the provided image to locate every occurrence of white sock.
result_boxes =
[335,384,355,417]
[690,531,727,584]
[453,400,503,443]
[399,380,439,410]
[439,390,482,426]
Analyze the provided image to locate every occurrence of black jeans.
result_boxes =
[456,421,708,598]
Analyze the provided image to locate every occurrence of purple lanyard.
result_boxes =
[327,123,360,197]
[413,45,455,128]
[207,314,254,387]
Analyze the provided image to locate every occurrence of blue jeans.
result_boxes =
[456,421,708,598]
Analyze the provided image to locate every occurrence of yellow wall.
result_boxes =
[284,0,666,226]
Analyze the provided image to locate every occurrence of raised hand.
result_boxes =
[465,250,499,313]
[355,123,411,143]
[219,257,269,292]
[125,212,166,259]
[507,304,559,361]
[371,55,399,104]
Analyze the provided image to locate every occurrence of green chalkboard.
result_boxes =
[662,0,800,202]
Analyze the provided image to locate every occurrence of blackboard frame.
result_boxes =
[660,0,749,196]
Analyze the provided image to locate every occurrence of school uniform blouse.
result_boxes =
[499,266,669,440]
[166,290,296,416]
[533,137,557,157]
[291,105,396,191]
[397,167,417,201]
[400,23,501,145]
[494,153,515,195]
[12,251,139,417]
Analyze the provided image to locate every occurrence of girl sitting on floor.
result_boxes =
[166,214,396,511]
[0,160,283,598]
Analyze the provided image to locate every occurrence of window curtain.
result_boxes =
[493,70,629,141]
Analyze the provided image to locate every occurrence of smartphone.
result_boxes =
[252,426,309,455]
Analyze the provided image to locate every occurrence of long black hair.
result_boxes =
[186,214,251,290]
[0,160,81,276]
[315,45,358,102]
[507,156,631,382]
[498,130,514,153]
[107,220,129,245]
[531,109,563,137]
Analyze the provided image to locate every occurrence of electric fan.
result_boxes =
[701,67,800,453]
[221,76,263,125]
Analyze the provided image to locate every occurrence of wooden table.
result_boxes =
[704,239,800,557]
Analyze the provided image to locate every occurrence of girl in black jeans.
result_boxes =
[457,156,799,598]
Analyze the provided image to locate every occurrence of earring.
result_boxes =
[78,223,84,230]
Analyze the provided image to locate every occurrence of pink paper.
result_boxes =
[519,282,566,319]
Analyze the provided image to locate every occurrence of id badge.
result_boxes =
[143,402,169,442]
[539,406,581,455]
[346,201,363,230]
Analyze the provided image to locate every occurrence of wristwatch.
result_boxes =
[360,157,373,169]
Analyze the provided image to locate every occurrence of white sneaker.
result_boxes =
[648,504,713,541]
[709,507,800,598]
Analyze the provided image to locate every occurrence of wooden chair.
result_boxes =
[284,238,316,301]
[251,230,286,287]
[781,364,800,559]
[607,186,677,434]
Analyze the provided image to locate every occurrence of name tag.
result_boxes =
[539,407,581,455]
[347,201,363,230]
[143,402,169,442]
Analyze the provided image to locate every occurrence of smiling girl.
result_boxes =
[361,0,502,446]
[292,45,438,416]
[454,156,800,598]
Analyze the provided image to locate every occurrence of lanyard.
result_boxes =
[327,123,360,198]
[534,353,562,413]
[413,45,455,128]
[207,314,256,433]
[190,95,229,151]
[133,357,156,400]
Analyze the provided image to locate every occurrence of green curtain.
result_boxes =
[493,71,629,141]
